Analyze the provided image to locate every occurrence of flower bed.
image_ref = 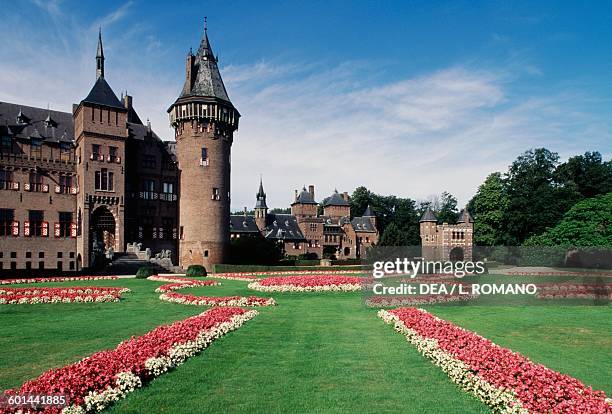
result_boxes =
[0,276,119,286]
[536,283,612,300]
[210,273,259,281]
[0,287,130,305]
[366,293,477,307]
[507,271,612,277]
[379,307,611,413]
[159,292,276,307]
[248,275,363,292]
[215,269,366,278]
[147,276,219,293]
[2,307,257,414]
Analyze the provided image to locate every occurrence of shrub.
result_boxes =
[186,265,207,277]
[136,266,156,279]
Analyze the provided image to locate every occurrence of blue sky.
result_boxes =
[1,0,611,210]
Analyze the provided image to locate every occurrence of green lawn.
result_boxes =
[0,276,609,413]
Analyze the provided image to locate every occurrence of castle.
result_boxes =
[419,207,474,261]
[230,181,379,259]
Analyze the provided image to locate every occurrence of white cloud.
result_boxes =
[2,4,611,213]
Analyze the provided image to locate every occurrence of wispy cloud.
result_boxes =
[1,4,610,212]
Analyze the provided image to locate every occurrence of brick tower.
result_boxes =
[168,23,240,270]
[74,30,128,269]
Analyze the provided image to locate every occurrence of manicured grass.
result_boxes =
[0,275,609,413]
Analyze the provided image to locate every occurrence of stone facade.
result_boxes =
[0,31,179,272]
[230,181,379,260]
[419,207,474,261]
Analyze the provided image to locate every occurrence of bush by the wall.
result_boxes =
[186,265,207,277]
[136,266,156,279]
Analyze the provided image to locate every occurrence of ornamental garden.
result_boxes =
[0,269,610,413]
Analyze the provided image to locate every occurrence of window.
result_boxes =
[29,210,44,237]
[1,136,11,152]
[92,144,101,158]
[212,187,220,200]
[59,212,73,238]
[26,252,32,258]
[200,147,209,166]
[28,172,45,192]
[10,252,16,258]
[0,169,14,190]
[30,138,42,157]
[310,223,317,231]
[162,217,174,240]
[162,182,174,194]
[39,252,44,258]
[60,142,71,161]
[59,175,73,194]
[0,209,14,236]
[95,169,114,191]
[108,146,118,162]
[57,252,63,258]
[142,180,155,199]
[142,155,156,169]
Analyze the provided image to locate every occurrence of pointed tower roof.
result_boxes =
[323,189,350,207]
[96,28,104,59]
[178,25,231,104]
[420,207,438,222]
[96,28,105,80]
[81,30,124,110]
[457,207,474,223]
[255,178,268,209]
[292,186,317,205]
[363,205,376,217]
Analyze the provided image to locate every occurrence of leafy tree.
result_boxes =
[378,223,407,246]
[436,191,459,224]
[469,172,508,245]
[554,151,612,198]
[502,148,581,244]
[349,186,373,218]
[269,207,291,214]
[524,193,612,247]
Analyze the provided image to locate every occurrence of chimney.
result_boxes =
[343,191,349,202]
[308,185,315,200]
[244,206,247,216]
[294,189,298,200]
[123,94,132,111]
[186,50,196,92]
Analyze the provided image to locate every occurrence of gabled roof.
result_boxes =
[351,217,376,233]
[178,29,231,104]
[81,77,125,110]
[457,208,474,223]
[323,189,349,207]
[230,215,260,233]
[292,186,317,205]
[420,207,438,222]
[262,214,306,241]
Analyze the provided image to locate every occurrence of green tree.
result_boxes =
[436,191,459,224]
[349,186,373,218]
[469,172,508,245]
[502,148,581,244]
[378,223,406,246]
[524,193,612,247]
[555,151,612,198]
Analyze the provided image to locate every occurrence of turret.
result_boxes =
[419,207,438,246]
[254,178,268,229]
[168,21,240,271]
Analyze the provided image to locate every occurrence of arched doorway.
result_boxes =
[344,247,351,256]
[449,247,464,261]
[90,206,116,266]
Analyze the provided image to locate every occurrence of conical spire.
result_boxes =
[179,21,231,103]
[457,206,474,223]
[96,28,105,79]
[363,205,375,217]
[255,177,268,209]
[420,207,438,222]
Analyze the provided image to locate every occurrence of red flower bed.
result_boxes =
[160,292,276,307]
[383,308,611,413]
[0,276,119,286]
[537,283,612,300]
[147,276,219,293]
[248,275,363,292]
[2,307,257,413]
[0,287,129,305]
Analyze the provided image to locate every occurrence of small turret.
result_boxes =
[254,178,268,229]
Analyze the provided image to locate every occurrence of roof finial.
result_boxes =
[204,16,207,33]
[96,28,105,79]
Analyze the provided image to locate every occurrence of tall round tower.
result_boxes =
[168,24,240,271]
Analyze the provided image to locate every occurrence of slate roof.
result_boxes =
[362,205,375,217]
[177,30,231,104]
[351,217,376,233]
[420,207,438,222]
[262,214,306,241]
[322,189,349,207]
[0,101,74,144]
[230,215,260,233]
[81,77,125,110]
[457,208,474,223]
[292,186,317,205]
